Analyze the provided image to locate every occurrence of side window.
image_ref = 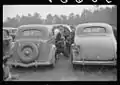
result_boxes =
[23,31,30,36]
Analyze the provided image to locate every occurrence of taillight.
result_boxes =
[72,44,80,56]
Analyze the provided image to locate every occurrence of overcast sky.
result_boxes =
[3,5,115,22]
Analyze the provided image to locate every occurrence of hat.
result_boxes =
[54,29,60,35]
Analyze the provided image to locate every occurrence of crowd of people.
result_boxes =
[52,25,75,60]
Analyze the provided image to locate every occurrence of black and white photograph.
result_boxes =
[3,5,117,81]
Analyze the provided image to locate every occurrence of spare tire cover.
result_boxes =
[17,42,39,63]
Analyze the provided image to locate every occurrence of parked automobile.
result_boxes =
[3,27,18,42]
[7,24,57,68]
[71,23,117,69]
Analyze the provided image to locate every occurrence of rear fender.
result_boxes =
[37,42,53,61]
[111,36,117,59]
[49,44,56,63]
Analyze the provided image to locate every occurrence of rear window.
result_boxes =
[83,27,106,33]
[23,29,42,36]
[16,28,50,40]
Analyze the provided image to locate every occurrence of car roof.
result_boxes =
[18,24,72,32]
[76,22,113,33]
[3,27,17,30]
[18,24,53,32]
[18,24,53,28]
[76,23,112,29]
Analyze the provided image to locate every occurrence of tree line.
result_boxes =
[3,6,117,28]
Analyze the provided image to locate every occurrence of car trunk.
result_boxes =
[75,35,115,61]
[38,42,51,62]
[10,39,51,63]
[17,39,51,62]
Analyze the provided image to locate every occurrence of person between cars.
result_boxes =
[3,30,19,81]
[53,29,65,60]
[52,26,73,59]
[60,26,72,58]
[3,30,12,56]
[3,55,19,81]
[55,25,73,58]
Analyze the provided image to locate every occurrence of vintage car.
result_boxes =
[7,25,57,67]
[71,23,117,68]
[3,27,18,42]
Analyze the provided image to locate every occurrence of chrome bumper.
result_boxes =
[72,60,116,66]
[7,61,52,67]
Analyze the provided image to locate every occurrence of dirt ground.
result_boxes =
[10,55,117,81]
